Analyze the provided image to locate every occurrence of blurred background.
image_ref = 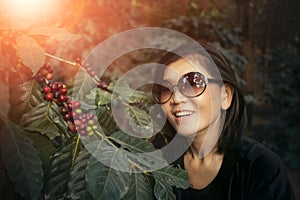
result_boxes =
[1,0,299,197]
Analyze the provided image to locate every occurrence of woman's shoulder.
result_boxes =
[236,136,287,180]
[238,137,281,160]
[230,137,295,199]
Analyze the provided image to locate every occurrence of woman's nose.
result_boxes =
[170,87,186,104]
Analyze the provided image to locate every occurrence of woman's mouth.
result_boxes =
[173,110,195,122]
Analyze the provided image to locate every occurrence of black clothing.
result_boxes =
[172,137,295,200]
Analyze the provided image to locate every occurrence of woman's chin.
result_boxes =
[176,130,197,138]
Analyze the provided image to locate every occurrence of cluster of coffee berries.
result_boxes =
[60,100,99,136]
[43,81,68,103]
[73,112,98,136]
[36,63,54,83]
[36,63,68,104]
[34,61,101,137]
[60,100,82,121]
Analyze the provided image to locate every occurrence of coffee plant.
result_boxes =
[0,27,189,200]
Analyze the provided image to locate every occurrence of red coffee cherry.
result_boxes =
[73,101,81,109]
[63,113,71,121]
[60,107,69,114]
[40,69,48,77]
[43,86,51,94]
[45,93,53,101]
[46,73,53,80]
[59,88,68,95]
[59,95,68,102]
[43,62,51,70]
[36,76,45,83]
[51,84,58,92]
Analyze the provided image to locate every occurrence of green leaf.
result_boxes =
[84,137,135,198]
[20,102,68,140]
[126,105,154,138]
[111,130,157,153]
[85,138,131,173]
[129,90,153,105]
[96,105,118,135]
[108,82,133,102]
[0,121,44,200]
[122,173,154,200]
[9,79,44,122]
[16,35,45,74]
[152,166,189,200]
[27,132,57,168]
[110,131,168,172]
[85,87,112,107]
[153,178,176,200]
[86,156,131,200]
[152,166,189,189]
[72,71,95,101]
[84,88,97,105]
[44,138,76,199]
[68,148,91,200]
[96,88,112,105]
[109,80,153,105]
[29,27,79,41]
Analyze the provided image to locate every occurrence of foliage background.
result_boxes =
[0,0,299,198]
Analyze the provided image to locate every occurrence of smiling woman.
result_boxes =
[0,0,58,22]
[152,42,295,199]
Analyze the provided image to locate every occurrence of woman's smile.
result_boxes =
[173,109,195,123]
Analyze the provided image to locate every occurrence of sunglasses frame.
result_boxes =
[153,72,222,104]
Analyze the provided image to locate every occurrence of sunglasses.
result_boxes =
[152,72,222,104]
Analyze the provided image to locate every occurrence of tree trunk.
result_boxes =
[237,0,259,127]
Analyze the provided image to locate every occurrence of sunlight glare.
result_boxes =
[1,0,57,22]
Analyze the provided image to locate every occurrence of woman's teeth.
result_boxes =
[174,111,193,117]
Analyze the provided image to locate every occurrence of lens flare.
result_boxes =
[1,0,57,22]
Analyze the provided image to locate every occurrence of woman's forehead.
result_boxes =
[162,58,210,81]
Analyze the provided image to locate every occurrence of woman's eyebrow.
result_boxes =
[161,78,175,85]
[161,78,171,82]
[162,74,180,82]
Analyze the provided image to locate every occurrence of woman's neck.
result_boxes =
[184,144,224,189]
[188,114,223,158]
[189,134,205,156]
[189,131,221,159]
[189,138,220,159]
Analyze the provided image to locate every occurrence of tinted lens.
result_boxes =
[152,72,208,104]
[153,83,172,103]
[179,72,206,97]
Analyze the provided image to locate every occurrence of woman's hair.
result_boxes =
[153,42,247,153]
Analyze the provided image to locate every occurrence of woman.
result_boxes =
[152,42,295,199]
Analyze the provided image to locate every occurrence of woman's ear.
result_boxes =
[221,84,234,110]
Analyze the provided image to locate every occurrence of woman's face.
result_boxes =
[160,57,231,138]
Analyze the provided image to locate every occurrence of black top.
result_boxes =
[172,137,295,200]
